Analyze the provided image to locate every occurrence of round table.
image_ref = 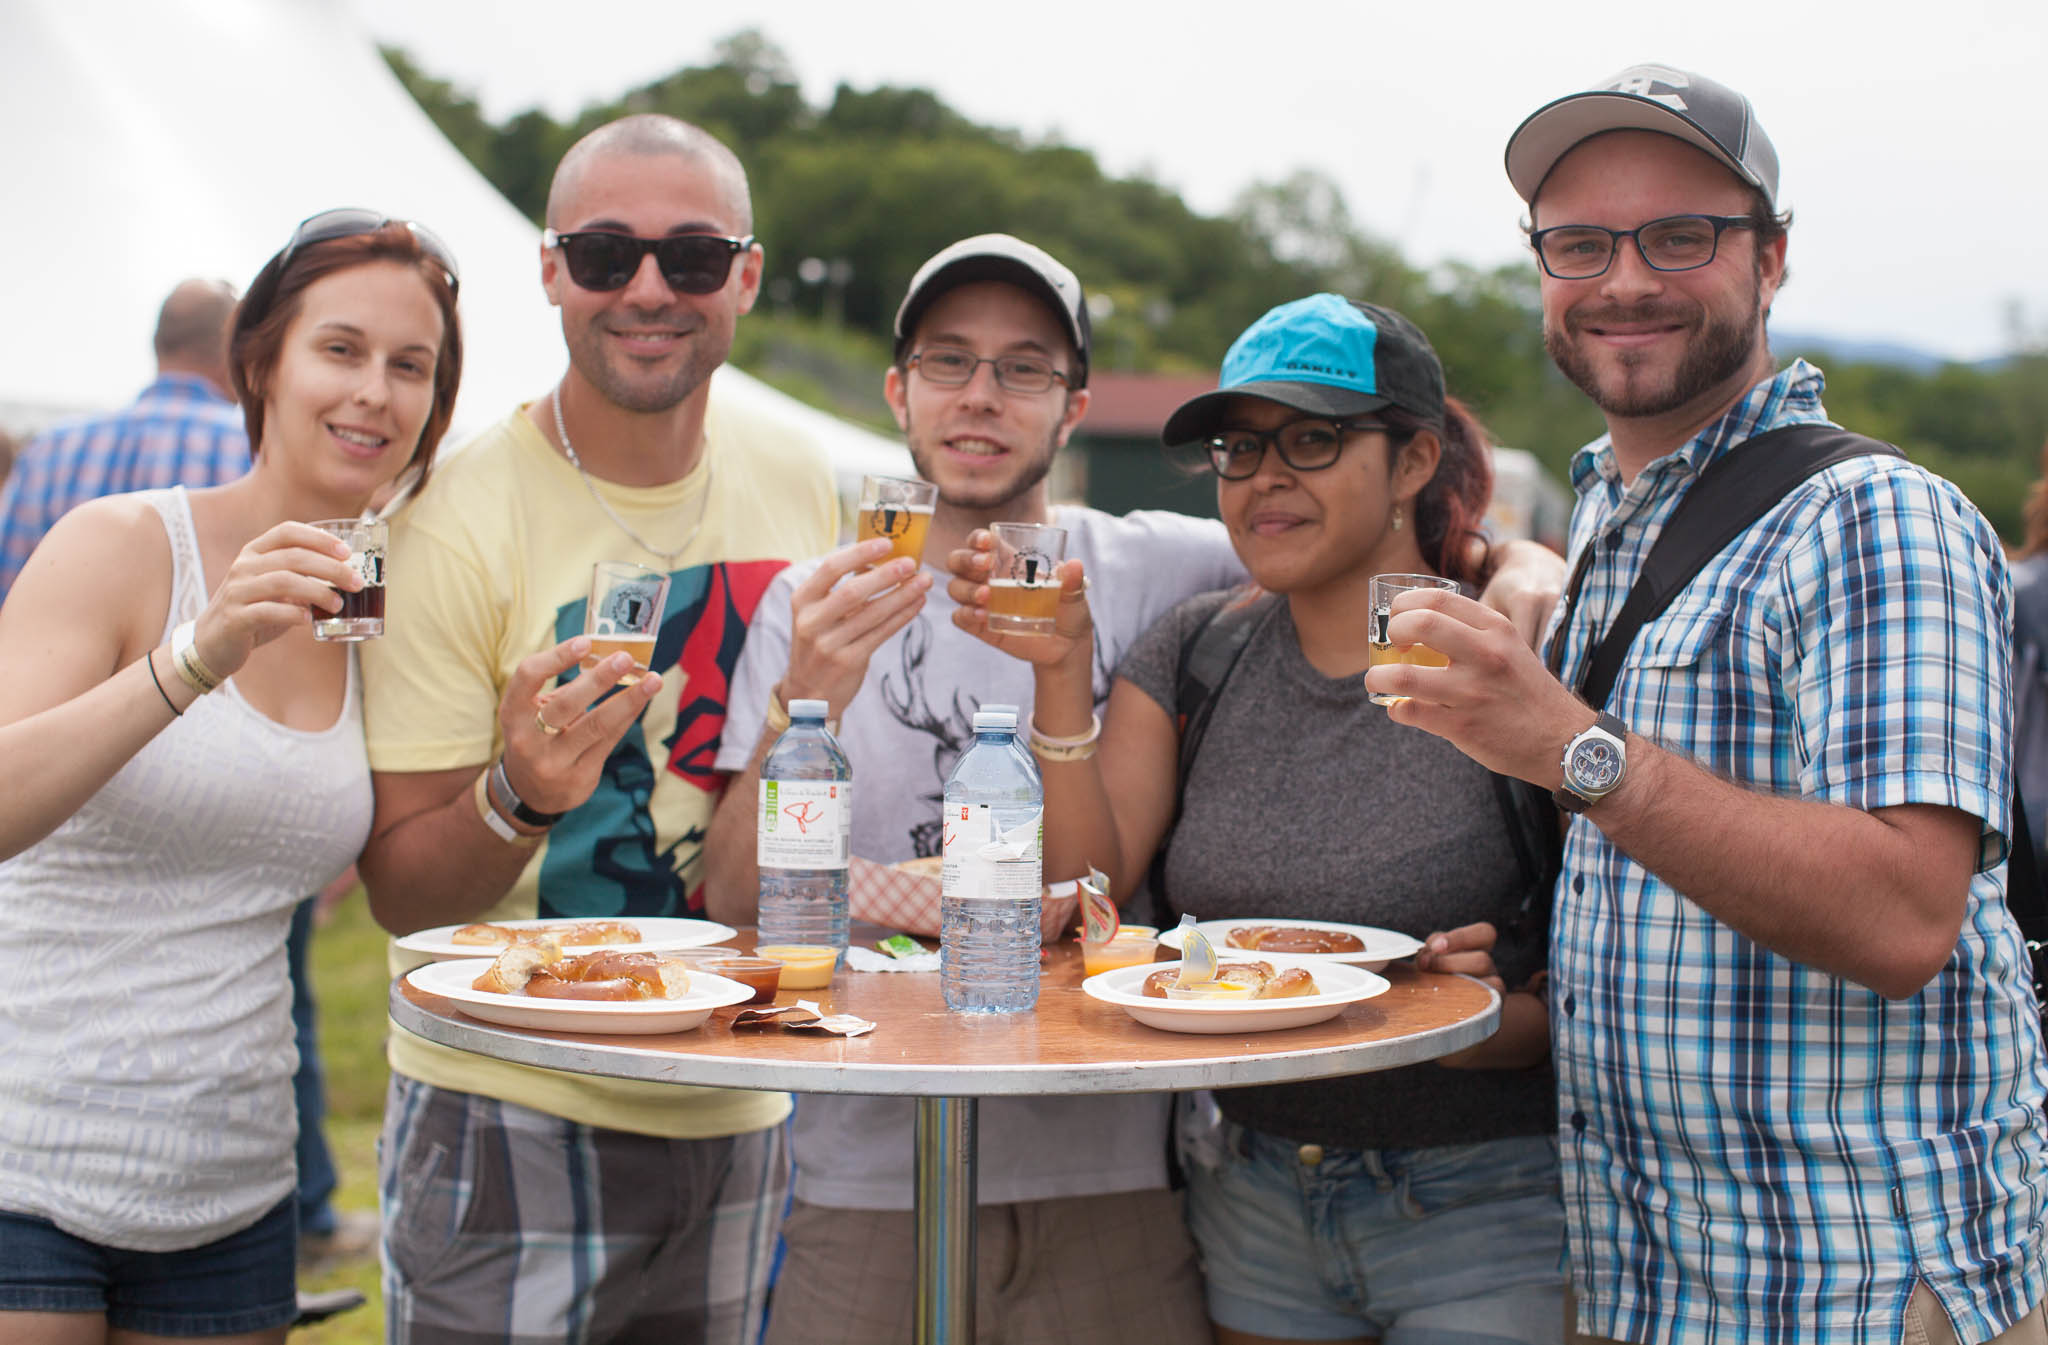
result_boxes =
[391,936,1498,1344]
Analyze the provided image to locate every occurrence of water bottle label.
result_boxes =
[941,803,1042,900]
[759,780,851,868]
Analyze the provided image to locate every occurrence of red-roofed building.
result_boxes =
[1067,371,1223,519]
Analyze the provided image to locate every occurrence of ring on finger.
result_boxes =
[534,707,564,737]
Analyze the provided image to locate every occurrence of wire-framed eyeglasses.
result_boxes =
[1197,417,1388,480]
[1529,214,1759,280]
[907,346,1069,395]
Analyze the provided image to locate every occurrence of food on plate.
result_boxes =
[1082,935,1159,977]
[471,947,692,1001]
[1223,924,1367,955]
[469,942,560,994]
[1142,961,1319,999]
[450,919,643,948]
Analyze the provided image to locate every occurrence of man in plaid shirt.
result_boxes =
[0,278,246,602]
[1374,66,2048,1344]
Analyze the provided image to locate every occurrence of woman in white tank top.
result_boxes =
[0,212,463,1343]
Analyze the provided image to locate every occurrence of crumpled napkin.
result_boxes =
[845,945,940,974]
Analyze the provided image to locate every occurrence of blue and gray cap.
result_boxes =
[1505,64,1780,209]
[1160,294,1445,446]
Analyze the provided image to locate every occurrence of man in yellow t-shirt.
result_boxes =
[359,114,835,1344]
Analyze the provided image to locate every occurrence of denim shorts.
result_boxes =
[0,1196,298,1335]
[1185,1122,1566,1342]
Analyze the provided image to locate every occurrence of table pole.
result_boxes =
[913,1094,978,1345]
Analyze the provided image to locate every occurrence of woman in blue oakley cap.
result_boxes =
[954,293,1563,1344]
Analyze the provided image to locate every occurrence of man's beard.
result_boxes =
[904,409,1059,511]
[566,310,722,416]
[1545,288,1762,420]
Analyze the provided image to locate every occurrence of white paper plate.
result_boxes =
[395,916,736,961]
[405,958,754,1034]
[1083,959,1389,1034]
[1156,918,1423,971]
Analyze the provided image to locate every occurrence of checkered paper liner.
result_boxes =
[848,856,1075,946]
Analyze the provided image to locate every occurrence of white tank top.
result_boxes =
[0,488,373,1251]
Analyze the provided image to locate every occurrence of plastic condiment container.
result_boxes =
[755,944,839,989]
[703,956,783,1004]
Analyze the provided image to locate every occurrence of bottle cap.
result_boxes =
[787,698,831,720]
[972,704,1018,731]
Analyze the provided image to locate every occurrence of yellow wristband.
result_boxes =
[764,685,792,737]
[169,620,221,695]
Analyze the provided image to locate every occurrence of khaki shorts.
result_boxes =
[764,1189,1208,1345]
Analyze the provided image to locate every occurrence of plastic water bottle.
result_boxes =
[941,705,1044,1013]
[756,699,851,955]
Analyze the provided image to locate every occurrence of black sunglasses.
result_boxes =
[278,208,460,292]
[543,229,755,294]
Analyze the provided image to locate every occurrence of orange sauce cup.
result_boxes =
[1083,936,1160,978]
[755,945,839,990]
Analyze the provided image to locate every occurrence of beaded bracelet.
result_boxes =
[169,620,221,695]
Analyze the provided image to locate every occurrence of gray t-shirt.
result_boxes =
[1120,588,1555,1151]
[717,506,1244,1209]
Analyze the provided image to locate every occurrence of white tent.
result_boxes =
[0,0,911,491]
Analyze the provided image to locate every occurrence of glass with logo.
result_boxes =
[1367,573,1459,705]
[986,522,1067,635]
[310,517,387,641]
[583,561,671,685]
[857,475,938,571]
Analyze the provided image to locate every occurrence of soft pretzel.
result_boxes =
[523,951,690,1001]
[1224,925,1366,955]
[470,941,561,994]
[451,920,641,948]
[1140,960,1319,999]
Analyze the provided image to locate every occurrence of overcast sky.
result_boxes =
[351,0,2047,363]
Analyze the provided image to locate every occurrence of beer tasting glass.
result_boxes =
[310,517,387,642]
[987,522,1067,635]
[1367,573,1459,706]
[583,561,671,685]
[856,474,938,571]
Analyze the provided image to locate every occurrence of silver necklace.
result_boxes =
[551,383,713,568]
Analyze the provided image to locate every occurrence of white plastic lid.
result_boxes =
[972,704,1019,731]
[787,698,831,720]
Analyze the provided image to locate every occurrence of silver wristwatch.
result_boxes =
[1555,713,1628,814]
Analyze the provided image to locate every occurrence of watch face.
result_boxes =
[1568,737,1624,794]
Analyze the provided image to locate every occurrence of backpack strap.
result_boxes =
[1571,423,1904,711]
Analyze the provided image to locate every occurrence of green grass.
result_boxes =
[297,890,393,1344]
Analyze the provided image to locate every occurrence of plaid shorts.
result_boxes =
[379,1074,789,1345]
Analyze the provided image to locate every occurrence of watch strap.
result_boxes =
[475,770,541,847]
[488,758,565,828]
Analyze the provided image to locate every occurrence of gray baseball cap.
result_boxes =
[1505,64,1780,210]
[892,234,1091,388]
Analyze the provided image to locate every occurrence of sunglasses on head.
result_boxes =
[543,229,755,295]
[278,208,461,292]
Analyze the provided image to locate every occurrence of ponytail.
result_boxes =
[1380,395,1495,587]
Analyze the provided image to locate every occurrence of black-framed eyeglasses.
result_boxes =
[543,229,754,294]
[907,345,1069,395]
[280,208,460,292]
[1529,214,1758,280]
[1198,417,1387,480]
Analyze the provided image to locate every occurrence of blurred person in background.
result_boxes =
[0,278,247,603]
[0,211,461,1344]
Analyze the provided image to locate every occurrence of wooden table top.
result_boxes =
[390,936,1499,1098]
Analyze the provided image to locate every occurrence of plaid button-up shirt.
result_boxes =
[0,374,249,602]
[1548,360,2048,1344]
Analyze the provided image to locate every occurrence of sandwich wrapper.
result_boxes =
[848,855,1076,946]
